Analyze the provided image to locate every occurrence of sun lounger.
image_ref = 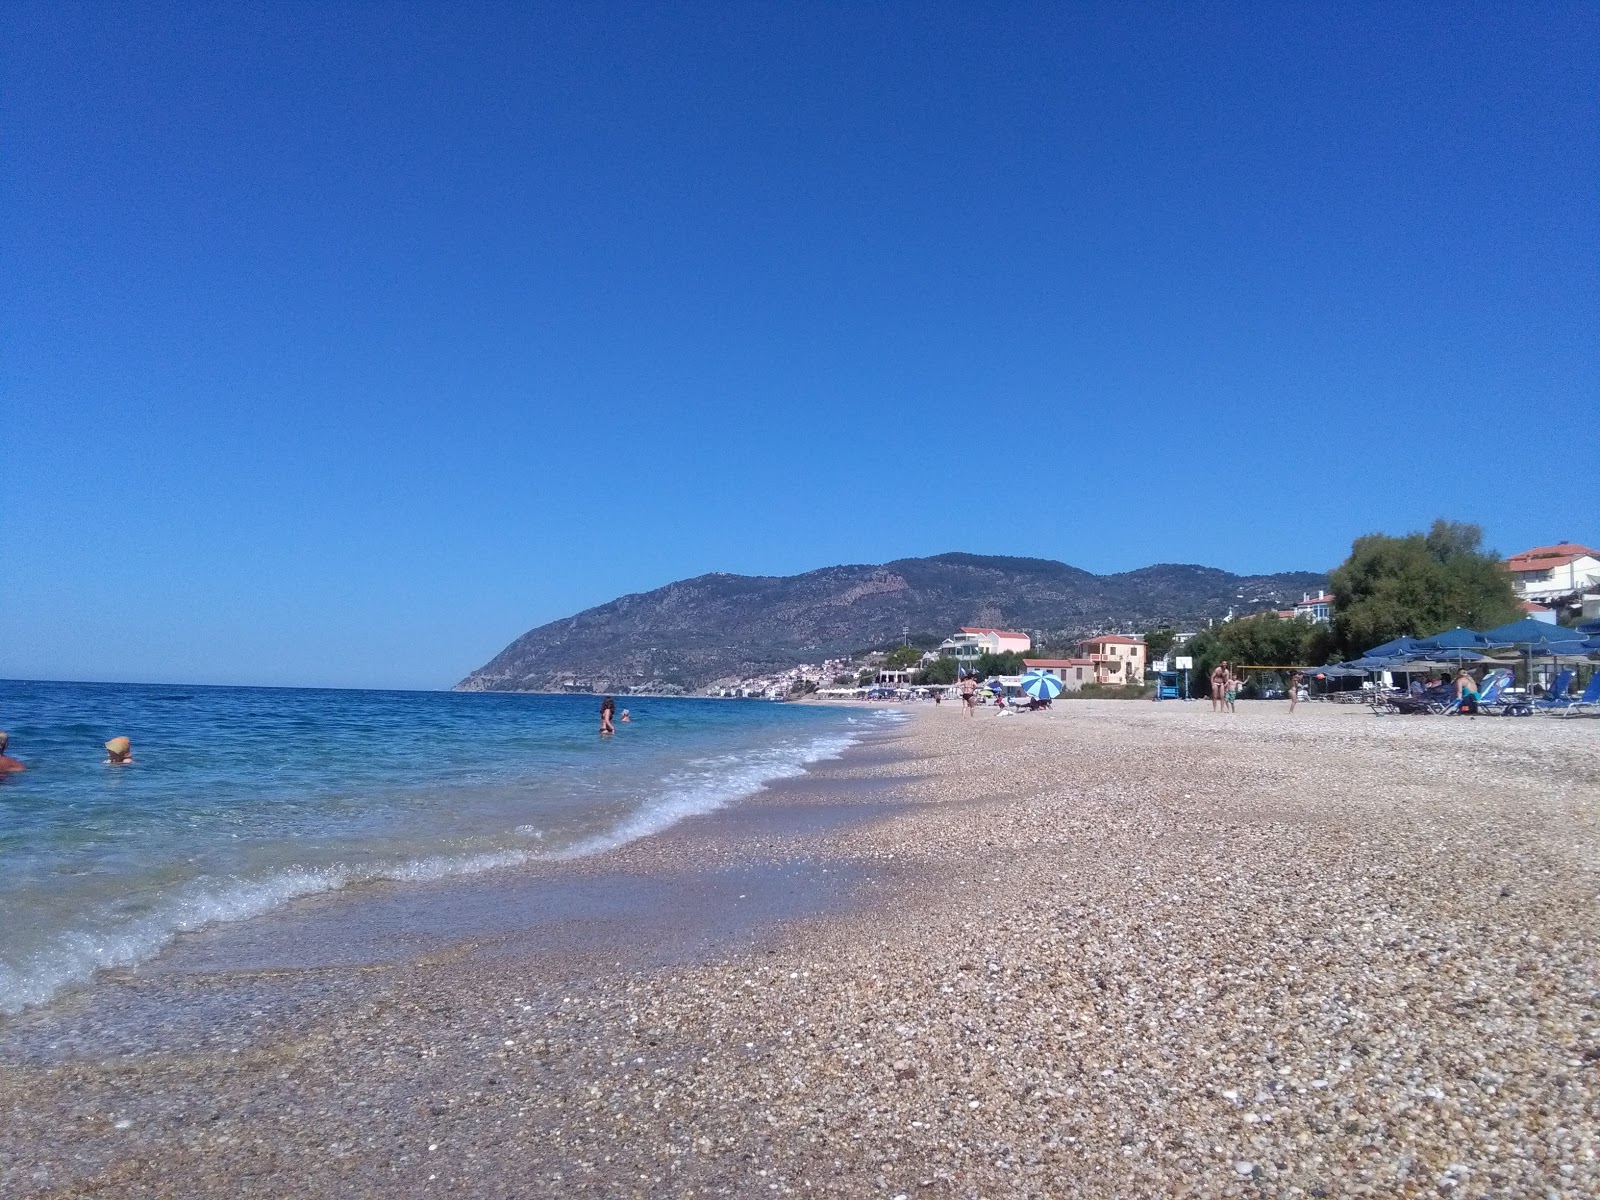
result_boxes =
[1547,671,1600,717]
[1437,670,1512,715]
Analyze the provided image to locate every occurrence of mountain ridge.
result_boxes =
[457,552,1328,694]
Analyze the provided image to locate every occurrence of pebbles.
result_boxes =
[2,701,1597,1197]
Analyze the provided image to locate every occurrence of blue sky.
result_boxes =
[4,2,1596,688]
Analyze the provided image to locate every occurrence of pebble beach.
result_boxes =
[3,699,1597,1198]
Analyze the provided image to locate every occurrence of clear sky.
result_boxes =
[4,2,1596,689]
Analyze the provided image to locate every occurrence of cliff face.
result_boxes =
[456,552,1328,693]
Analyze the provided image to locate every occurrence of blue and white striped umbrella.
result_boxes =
[1021,669,1064,700]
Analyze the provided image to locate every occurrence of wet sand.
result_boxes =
[2,701,1598,1198]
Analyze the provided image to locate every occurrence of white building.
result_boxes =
[938,627,1032,658]
[1503,543,1600,604]
[1293,593,1333,623]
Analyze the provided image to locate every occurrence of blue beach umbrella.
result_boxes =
[1362,636,1422,659]
[1481,617,1581,648]
[1414,627,1494,652]
[1021,669,1064,700]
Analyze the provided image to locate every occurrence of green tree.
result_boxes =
[882,644,923,669]
[1181,613,1330,698]
[975,650,1029,677]
[1142,627,1178,661]
[914,657,958,685]
[1330,519,1519,658]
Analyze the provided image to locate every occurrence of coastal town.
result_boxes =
[707,540,1600,701]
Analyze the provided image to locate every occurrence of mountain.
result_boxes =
[455,552,1329,694]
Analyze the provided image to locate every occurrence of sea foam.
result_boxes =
[0,716,865,1016]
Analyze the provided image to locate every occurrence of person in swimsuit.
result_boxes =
[959,673,978,716]
[1209,663,1226,712]
[1454,670,1479,715]
[0,732,24,774]
[1288,671,1303,713]
[1224,666,1239,713]
[619,709,631,723]
[599,696,616,735]
[104,737,133,764]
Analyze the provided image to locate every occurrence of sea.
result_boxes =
[0,680,892,1015]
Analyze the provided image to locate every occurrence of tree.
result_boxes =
[915,657,958,685]
[1329,519,1519,658]
[1143,627,1178,661]
[975,650,1029,677]
[882,644,923,669]
[1182,614,1327,698]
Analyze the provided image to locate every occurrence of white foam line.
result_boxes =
[0,726,861,1016]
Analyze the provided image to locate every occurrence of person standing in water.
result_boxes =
[0,732,25,774]
[599,696,616,735]
[104,737,134,764]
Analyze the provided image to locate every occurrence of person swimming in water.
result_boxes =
[0,732,25,774]
[104,736,134,765]
[619,709,630,723]
[600,696,616,735]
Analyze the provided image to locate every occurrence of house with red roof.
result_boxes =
[1502,542,1600,605]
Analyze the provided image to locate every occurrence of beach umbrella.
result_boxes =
[1362,636,1422,659]
[1480,618,1591,690]
[1411,627,1496,668]
[1021,669,1064,700]
[1481,617,1580,647]
[1414,627,1494,651]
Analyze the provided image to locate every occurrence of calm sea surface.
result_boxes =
[0,681,890,1014]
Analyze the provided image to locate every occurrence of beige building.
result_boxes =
[1077,635,1146,685]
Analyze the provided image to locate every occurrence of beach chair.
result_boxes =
[1549,671,1600,718]
[1530,668,1575,711]
[1436,670,1510,715]
[1478,671,1534,716]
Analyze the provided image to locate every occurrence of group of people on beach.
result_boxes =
[0,733,134,775]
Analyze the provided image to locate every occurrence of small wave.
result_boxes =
[0,726,859,1016]
[555,729,857,858]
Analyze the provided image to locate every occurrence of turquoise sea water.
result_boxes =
[0,681,888,1014]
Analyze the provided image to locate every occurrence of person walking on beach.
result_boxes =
[1209,662,1226,711]
[1223,666,1240,713]
[0,732,24,774]
[599,696,616,735]
[1288,671,1303,713]
[959,673,978,716]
